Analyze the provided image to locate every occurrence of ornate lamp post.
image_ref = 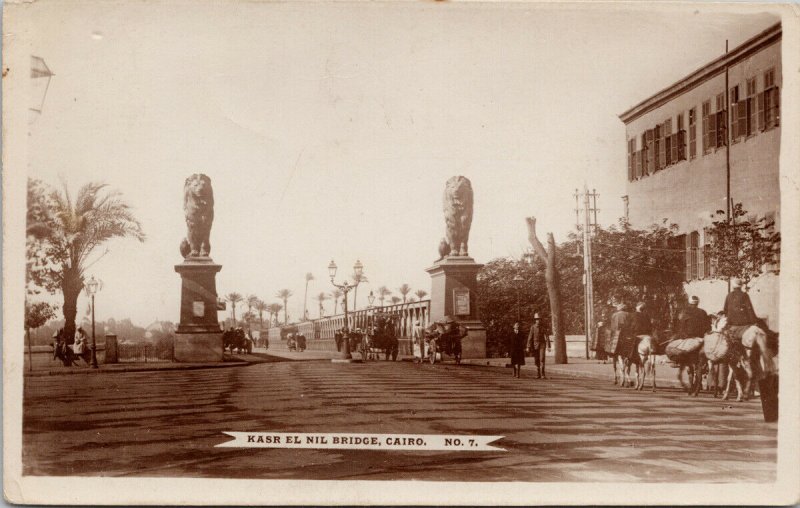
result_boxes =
[328,259,364,361]
[367,291,376,308]
[84,276,101,369]
[513,274,523,322]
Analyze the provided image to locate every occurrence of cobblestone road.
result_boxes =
[23,360,776,482]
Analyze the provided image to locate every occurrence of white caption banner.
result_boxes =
[216,432,505,452]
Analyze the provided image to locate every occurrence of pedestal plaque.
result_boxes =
[425,256,486,359]
[174,257,223,362]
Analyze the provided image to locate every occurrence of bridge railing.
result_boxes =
[264,300,431,352]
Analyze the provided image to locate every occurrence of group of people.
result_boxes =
[596,277,767,361]
[507,313,552,379]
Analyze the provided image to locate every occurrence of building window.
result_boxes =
[703,229,715,278]
[627,138,636,181]
[760,68,780,130]
[746,77,757,136]
[654,124,663,172]
[714,93,726,149]
[702,101,711,153]
[664,119,672,166]
[645,129,654,175]
[730,85,740,142]
[689,107,697,158]
[687,231,700,281]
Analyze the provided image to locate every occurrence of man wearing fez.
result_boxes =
[527,313,551,379]
[679,296,710,339]
[723,278,757,338]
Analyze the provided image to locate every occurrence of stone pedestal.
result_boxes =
[174,257,223,362]
[425,256,486,359]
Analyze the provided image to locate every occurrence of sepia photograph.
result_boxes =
[3,1,799,505]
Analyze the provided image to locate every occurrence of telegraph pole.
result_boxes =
[575,186,599,359]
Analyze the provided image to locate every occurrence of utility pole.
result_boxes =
[575,186,599,359]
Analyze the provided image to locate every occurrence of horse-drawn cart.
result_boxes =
[425,317,466,364]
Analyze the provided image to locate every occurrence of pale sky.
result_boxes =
[22,1,780,326]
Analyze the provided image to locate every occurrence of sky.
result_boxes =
[21,1,780,326]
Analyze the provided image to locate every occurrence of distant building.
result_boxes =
[619,23,780,328]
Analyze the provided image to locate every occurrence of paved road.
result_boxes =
[23,359,776,482]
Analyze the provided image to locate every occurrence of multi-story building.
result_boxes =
[619,22,781,328]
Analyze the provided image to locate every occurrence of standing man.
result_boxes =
[594,300,614,362]
[608,302,634,353]
[678,296,710,339]
[412,320,425,363]
[528,313,551,379]
[508,322,527,378]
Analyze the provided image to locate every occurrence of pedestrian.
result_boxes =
[633,302,652,337]
[508,321,526,378]
[74,327,88,355]
[594,300,613,362]
[412,320,425,363]
[527,313,551,379]
[678,296,710,339]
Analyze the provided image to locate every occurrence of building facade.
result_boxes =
[619,23,781,328]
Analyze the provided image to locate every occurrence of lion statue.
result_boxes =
[179,174,214,258]
[442,176,473,257]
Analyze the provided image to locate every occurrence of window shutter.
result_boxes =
[689,125,696,158]
[757,91,765,131]
[736,101,747,139]
[774,87,780,127]
[747,97,756,136]
[645,129,654,175]
[708,113,717,149]
[716,110,726,147]
[678,130,686,160]
[730,103,738,140]
[658,129,666,169]
[702,115,709,152]
[637,150,644,178]
[685,235,692,281]
[665,134,672,166]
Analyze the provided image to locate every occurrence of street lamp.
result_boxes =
[329,259,364,362]
[84,275,101,369]
[513,274,524,322]
[367,291,376,307]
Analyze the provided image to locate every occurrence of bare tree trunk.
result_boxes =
[526,217,567,364]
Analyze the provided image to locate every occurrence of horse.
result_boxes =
[634,335,657,391]
[52,340,92,367]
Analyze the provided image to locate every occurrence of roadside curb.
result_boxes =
[23,360,250,377]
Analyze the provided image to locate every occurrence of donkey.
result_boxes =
[634,335,657,392]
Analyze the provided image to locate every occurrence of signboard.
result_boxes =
[192,300,206,317]
[453,289,470,316]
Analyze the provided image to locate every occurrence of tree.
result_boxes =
[266,303,283,326]
[705,203,781,290]
[25,179,145,343]
[275,289,293,324]
[377,286,391,307]
[414,289,428,302]
[224,292,244,327]
[331,289,343,315]
[254,299,268,329]
[526,217,567,364]
[25,300,56,371]
[390,296,402,305]
[561,218,686,332]
[351,272,368,310]
[302,273,314,321]
[315,292,330,318]
[246,294,259,315]
[398,284,411,303]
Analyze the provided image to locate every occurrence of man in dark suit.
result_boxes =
[679,296,710,339]
[527,313,551,379]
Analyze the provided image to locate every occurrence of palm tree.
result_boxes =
[266,303,283,326]
[30,180,145,342]
[254,299,267,329]
[378,286,392,307]
[331,289,343,315]
[390,296,402,305]
[415,289,428,301]
[315,292,329,318]
[303,272,314,321]
[275,289,293,324]
[246,294,259,315]
[351,272,368,310]
[398,283,412,303]
[225,292,244,326]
